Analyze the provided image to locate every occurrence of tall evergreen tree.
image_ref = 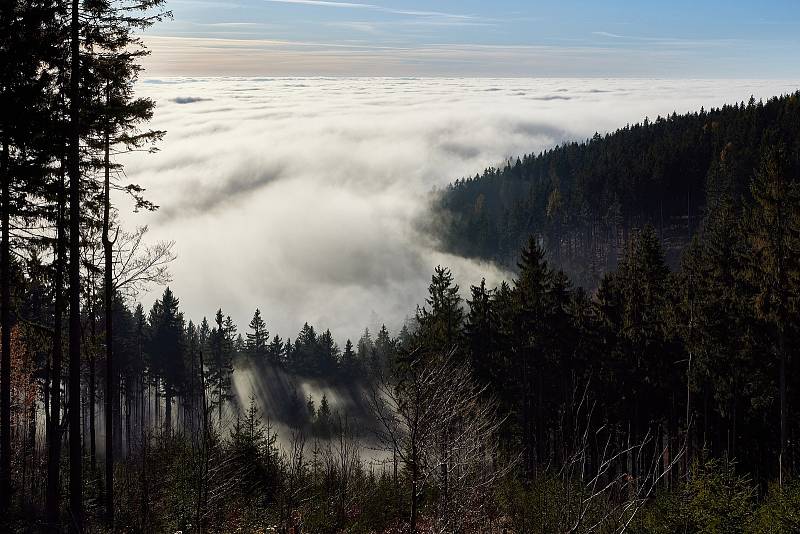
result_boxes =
[744,144,800,483]
[246,308,269,360]
[416,265,463,354]
[341,339,356,375]
[209,309,235,423]
[267,334,284,366]
[372,325,394,375]
[318,329,339,377]
[465,278,496,385]
[512,236,553,470]
[356,328,373,375]
[146,288,185,434]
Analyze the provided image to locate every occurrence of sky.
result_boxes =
[141,0,800,77]
[119,78,798,344]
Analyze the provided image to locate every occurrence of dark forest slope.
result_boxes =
[432,91,800,287]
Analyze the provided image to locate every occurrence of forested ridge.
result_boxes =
[433,91,800,287]
[2,0,800,530]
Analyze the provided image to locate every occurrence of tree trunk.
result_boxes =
[125,383,131,458]
[1,136,12,512]
[103,114,115,522]
[218,385,222,426]
[89,302,96,472]
[46,161,67,523]
[25,397,36,503]
[779,328,787,486]
[165,392,172,436]
[67,0,84,525]
[410,454,418,534]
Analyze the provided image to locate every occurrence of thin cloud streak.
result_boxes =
[591,31,745,48]
[141,34,800,78]
[262,0,475,20]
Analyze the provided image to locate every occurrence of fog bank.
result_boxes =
[119,77,797,342]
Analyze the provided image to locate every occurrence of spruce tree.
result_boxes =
[356,328,373,375]
[246,308,269,359]
[465,278,496,385]
[512,236,553,470]
[416,265,463,354]
[744,144,800,483]
[341,339,356,375]
[373,325,394,375]
[267,334,284,366]
[209,309,235,424]
[318,329,339,376]
[146,288,185,434]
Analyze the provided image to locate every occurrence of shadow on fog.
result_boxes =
[230,356,378,437]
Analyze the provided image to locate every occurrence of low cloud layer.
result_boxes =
[119,77,797,343]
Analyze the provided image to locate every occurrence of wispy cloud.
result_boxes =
[591,31,740,48]
[592,31,633,39]
[202,22,262,26]
[325,21,381,34]
[262,0,475,20]
[143,34,793,77]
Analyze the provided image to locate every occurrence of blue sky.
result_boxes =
[144,0,800,76]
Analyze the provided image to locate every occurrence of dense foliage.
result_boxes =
[433,92,800,288]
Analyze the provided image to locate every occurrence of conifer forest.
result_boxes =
[1,0,800,532]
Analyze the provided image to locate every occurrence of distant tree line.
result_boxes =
[433,92,800,288]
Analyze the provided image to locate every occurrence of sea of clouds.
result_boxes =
[119,77,797,343]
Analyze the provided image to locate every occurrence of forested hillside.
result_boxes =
[433,92,800,287]
[2,0,800,528]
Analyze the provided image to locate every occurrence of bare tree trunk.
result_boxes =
[68,0,84,525]
[46,164,67,522]
[25,398,37,503]
[102,115,115,523]
[125,383,131,458]
[1,136,12,512]
[139,358,149,529]
[155,377,160,431]
[217,385,222,427]
[165,391,172,436]
[196,349,210,533]
[89,298,96,472]
[410,455,418,533]
[779,328,787,486]
[139,332,145,451]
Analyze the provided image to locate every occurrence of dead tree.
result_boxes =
[370,351,507,533]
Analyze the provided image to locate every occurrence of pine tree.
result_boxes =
[356,328,373,375]
[246,308,269,359]
[209,309,235,424]
[465,278,496,385]
[416,265,463,354]
[146,288,185,434]
[615,226,677,460]
[267,334,284,366]
[306,395,316,420]
[227,396,277,503]
[373,325,394,375]
[318,329,339,376]
[314,394,332,438]
[341,339,356,375]
[744,144,800,483]
[676,199,758,460]
[292,322,318,375]
[397,322,414,352]
[512,236,553,471]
